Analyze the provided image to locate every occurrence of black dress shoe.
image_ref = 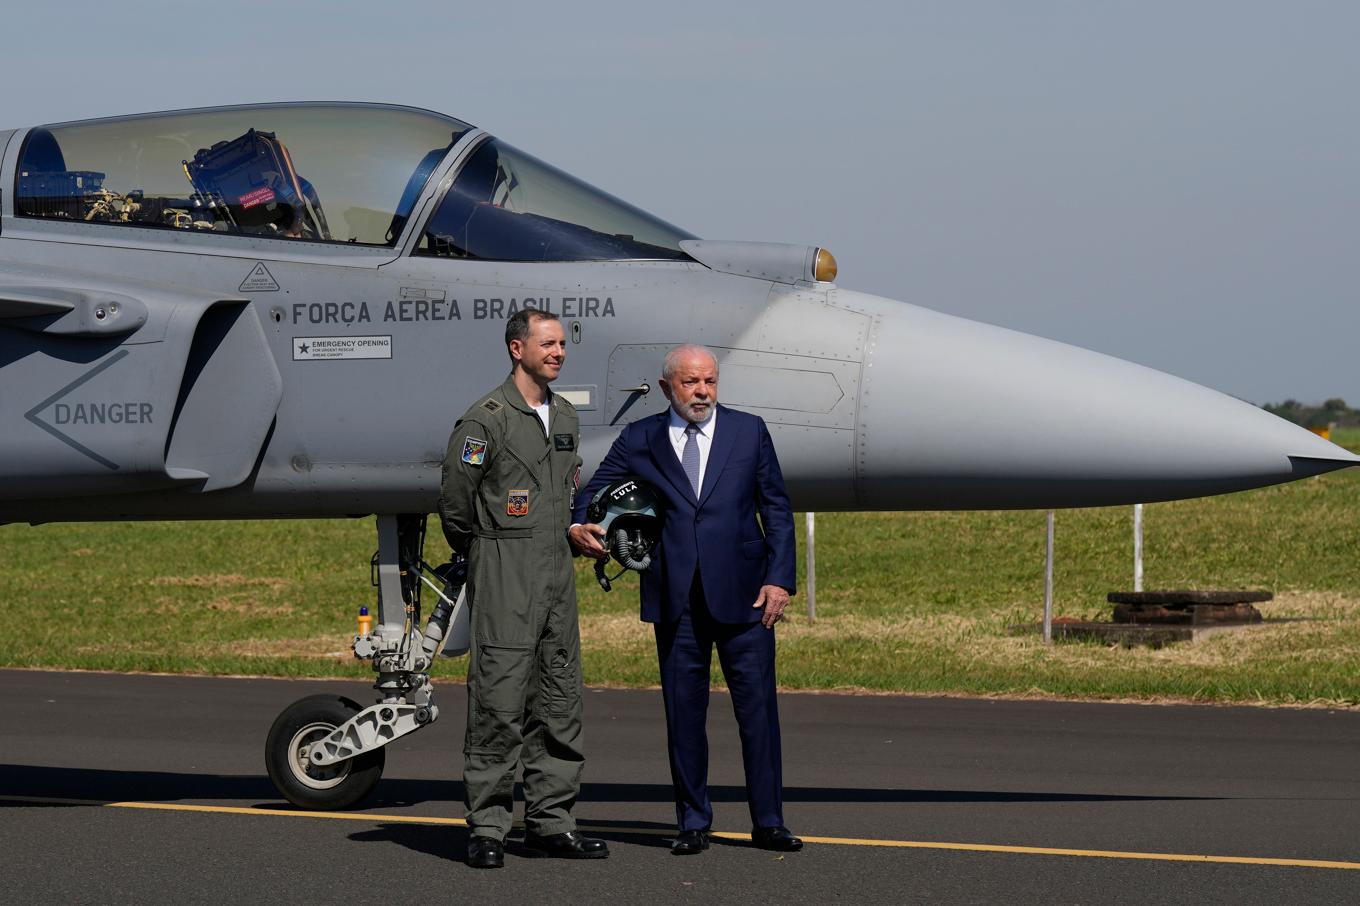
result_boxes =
[523,830,610,859]
[751,826,803,852]
[466,835,504,868]
[670,829,710,855]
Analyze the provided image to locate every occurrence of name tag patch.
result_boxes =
[461,437,488,465]
[507,489,530,517]
[554,433,575,451]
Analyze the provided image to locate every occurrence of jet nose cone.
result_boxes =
[845,291,1358,509]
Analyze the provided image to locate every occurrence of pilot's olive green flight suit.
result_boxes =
[438,376,585,840]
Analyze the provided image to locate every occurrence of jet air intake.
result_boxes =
[0,275,281,502]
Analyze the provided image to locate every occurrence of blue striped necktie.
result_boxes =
[682,423,701,495]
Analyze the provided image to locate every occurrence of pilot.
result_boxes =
[438,307,607,868]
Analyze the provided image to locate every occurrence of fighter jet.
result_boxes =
[1,102,1353,807]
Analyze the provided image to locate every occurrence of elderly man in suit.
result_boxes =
[569,344,801,855]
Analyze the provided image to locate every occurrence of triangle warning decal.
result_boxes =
[239,263,280,292]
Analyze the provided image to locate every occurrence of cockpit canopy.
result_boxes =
[15,104,469,246]
[414,137,693,261]
[12,103,696,260]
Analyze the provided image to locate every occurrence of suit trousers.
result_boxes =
[654,575,784,831]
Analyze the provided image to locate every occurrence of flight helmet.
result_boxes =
[586,477,665,590]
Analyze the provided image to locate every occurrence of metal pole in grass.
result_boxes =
[805,512,817,623]
[1043,511,1055,644]
[1133,503,1145,592]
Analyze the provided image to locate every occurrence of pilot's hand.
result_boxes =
[569,523,609,560]
[754,585,791,629]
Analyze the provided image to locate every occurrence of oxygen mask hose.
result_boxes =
[596,527,655,591]
[613,527,653,571]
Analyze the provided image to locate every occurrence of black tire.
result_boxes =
[265,694,385,810]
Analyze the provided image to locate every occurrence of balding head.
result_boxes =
[659,344,719,423]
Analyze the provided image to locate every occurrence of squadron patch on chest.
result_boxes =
[461,436,488,465]
[481,398,503,414]
[506,489,530,517]
[554,433,575,451]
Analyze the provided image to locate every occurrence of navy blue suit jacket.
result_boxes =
[574,405,796,624]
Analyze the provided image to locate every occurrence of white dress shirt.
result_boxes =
[668,406,716,494]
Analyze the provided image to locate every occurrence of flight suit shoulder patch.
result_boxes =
[481,397,504,414]
[462,436,488,465]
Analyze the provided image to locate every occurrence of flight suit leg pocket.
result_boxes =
[466,644,534,755]
[536,640,582,719]
[469,540,536,646]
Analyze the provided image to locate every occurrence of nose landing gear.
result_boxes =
[264,514,467,809]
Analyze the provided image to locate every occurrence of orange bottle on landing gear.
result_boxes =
[357,605,373,637]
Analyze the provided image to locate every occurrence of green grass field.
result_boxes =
[3,429,1357,706]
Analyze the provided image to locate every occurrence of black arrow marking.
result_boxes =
[23,349,130,471]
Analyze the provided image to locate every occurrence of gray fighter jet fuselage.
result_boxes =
[4,101,1354,811]
[1,102,1353,527]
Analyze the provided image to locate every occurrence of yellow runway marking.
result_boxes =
[6,795,1359,871]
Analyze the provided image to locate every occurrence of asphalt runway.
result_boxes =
[3,669,1358,905]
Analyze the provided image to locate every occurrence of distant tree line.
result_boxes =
[1262,398,1358,429]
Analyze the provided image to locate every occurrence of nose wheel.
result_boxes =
[265,694,385,810]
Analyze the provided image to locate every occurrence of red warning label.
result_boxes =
[239,187,276,209]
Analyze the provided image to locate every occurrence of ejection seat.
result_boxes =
[182,129,330,240]
[15,129,110,221]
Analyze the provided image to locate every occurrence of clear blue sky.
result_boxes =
[4,0,1355,405]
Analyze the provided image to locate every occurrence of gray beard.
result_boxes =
[678,400,710,423]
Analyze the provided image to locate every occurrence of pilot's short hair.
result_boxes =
[505,307,560,353]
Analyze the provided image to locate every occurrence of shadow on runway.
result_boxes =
[349,823,468,863]
[0,763,1219,809]
[347,821,675,864]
